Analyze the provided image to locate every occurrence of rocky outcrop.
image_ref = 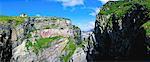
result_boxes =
[87,1,150,61]
[70,48,87,62]
[0,20,13,62]
[12,38,69,62]
[0,16,83,62]
[72,25,81,45]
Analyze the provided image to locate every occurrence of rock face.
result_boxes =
[0,20,13,62]
[70,48,87,62]
[0,17,84,62]
[87,1,150,61]
[2,1,150,62]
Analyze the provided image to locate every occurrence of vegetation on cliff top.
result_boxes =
[0,16,27,25]
[99,0,150,36]
[0,16,71,26]
[99,0,150,17]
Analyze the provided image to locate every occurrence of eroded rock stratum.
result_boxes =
[0,17,86,62]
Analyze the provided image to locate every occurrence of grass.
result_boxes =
[26,36,62,54]
[99,1,132,17]
[99,0,150,36]
[61,38,76,62]
[143,22,150,36]
[99,0,150,18]
[0,16,27,25]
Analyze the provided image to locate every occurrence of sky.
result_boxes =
[0,0,115,31]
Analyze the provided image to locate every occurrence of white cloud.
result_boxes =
[99,0,119,4]
[76,21,95,31]
[53,0,84,7]
[89,7,100,16]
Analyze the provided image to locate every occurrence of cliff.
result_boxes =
[87,0,150,61]
[1,0,150,62]
[0,16,86,62]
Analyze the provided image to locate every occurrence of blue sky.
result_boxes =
[0,0,111,31]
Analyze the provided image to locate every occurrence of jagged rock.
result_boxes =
[70,48,87,62]
[0,16,83,62]
[12,40,38,62]
[87,1,150,61]
[12,38,69,62]
[0,20,13,62]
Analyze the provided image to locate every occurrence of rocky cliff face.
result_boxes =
[1,0,150,62]
[87,0,150,61]
[0,17,86,62]
[0,20,13,62]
